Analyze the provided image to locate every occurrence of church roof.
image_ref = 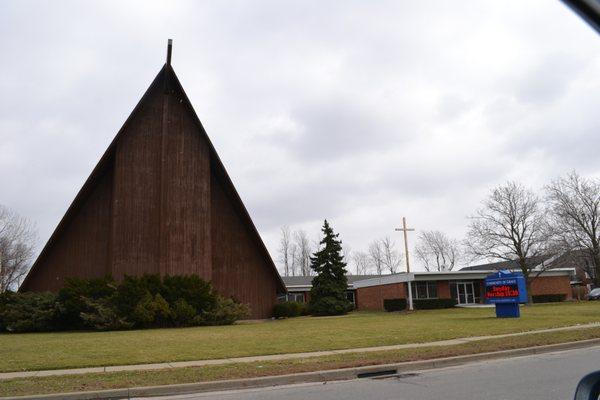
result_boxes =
[21,42,285,293]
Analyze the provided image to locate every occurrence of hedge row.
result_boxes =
[383,298,406,311]
[384,298,458,311]
[0,275,249,333]
[414,298,457,309]
[273,301,308,318]
[383,295,568,311]
[532,294,567,303]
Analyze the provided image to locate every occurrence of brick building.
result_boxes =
[352,269,574,311]
[280,275,381,307]
[282,269,575,311]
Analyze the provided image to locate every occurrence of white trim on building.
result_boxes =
[351,269,576,289]
[352,273,414,289]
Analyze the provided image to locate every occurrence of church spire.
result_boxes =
[166,39,173,65]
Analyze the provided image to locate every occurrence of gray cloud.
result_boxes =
[2,0,600,273]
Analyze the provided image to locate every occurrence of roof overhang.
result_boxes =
[353,273,415,289]
[286,285,312,291]
[352,269,576,289]
[283,268,576,291]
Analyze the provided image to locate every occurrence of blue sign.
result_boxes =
[484,270,527,318]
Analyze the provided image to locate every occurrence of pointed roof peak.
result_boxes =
[166,39,173,66]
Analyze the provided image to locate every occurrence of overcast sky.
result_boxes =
[1,0,600,273]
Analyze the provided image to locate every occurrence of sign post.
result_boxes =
[484,270,527,318]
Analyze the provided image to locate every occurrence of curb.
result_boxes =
[3,338,600,400]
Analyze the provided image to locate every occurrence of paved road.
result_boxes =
[149,346,600,400]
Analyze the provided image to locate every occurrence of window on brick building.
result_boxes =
[411,281,438,299]
[278,292,305,303]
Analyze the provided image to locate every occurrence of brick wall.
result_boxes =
[356,283,406,310]
[437,281,451,299]
[310,274,572,312]
[531,275,572,299]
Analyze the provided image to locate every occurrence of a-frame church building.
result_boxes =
[20,41,285,318]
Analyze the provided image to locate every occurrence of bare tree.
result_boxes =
[278,226,292,276]
[368,240,385,275]
[544,236,595,281]
[294,229,312,276]
[465,182,550,303]
[289,243,299,276]
[352,251,371,275]
[0,205,38,292]
[414,230,461,271]
[380,236,401,274]
[342,244,352,274]
[546,171,600,285]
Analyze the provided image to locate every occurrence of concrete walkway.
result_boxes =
[2,322,599,381]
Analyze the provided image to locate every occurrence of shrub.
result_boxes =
[384,298,407,311]
[301,302,311,315]
[140,274,163,296]
[273,301,306,318]
[291,301,308,316]
[0,292,59,332]
[161,275,216,314]
[132,293,156,327]
[414,298,457,309]
[79,298,132,331]
[154,293,172,326]
[273,302,289,318]
[197,296,250,326]
[0,292,12,331]
[532,294,567,303]
[310,296,349,316]
[113,275,155,318]
[56,276,116,329]
[132,293,172,328]
[2,274,247,333]
[152,293,172,327]
[172,299,196,327]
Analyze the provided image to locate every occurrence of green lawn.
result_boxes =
[2,326,600,397]
[1,302,599,373]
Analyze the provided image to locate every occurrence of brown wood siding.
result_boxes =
[21,167,113,291]
[158,86,211,279]
[211,174,278,319]
[110,81,163,278]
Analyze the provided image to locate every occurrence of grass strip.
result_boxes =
[1,326,599,397]
[1,303,599,373]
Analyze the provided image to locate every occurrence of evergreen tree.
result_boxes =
[309,220,351,316]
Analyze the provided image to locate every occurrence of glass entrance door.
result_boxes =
[456,282,476,304]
